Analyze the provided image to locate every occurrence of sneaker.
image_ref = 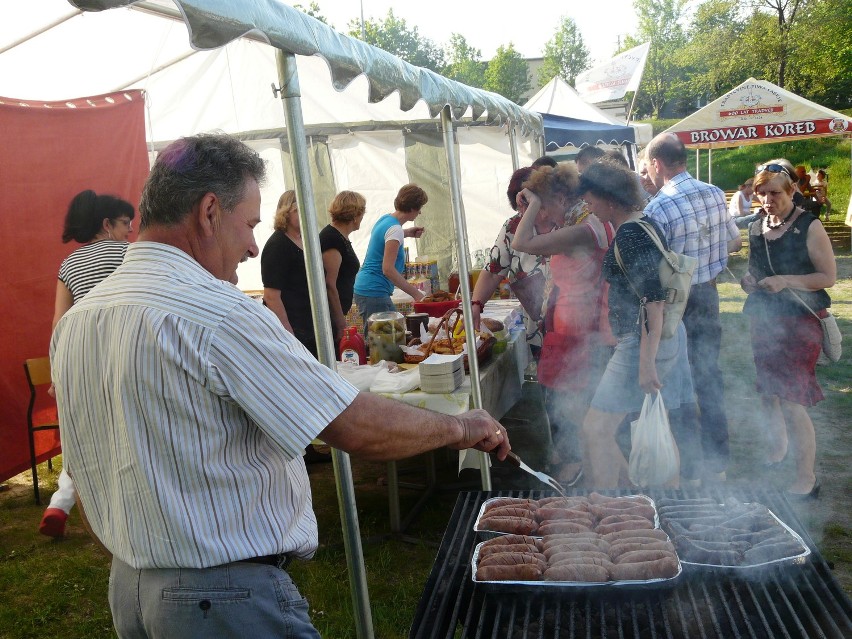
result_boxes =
[39,508,68,538]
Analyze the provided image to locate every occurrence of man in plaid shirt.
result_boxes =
[644,133,742,483]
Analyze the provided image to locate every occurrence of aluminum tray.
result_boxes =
[474,494,660,541]
[676,507,810,572]
[470,540,683,592]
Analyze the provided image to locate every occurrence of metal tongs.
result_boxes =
[502,450,566,496]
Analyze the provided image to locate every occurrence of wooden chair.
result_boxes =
[24,357,60,504]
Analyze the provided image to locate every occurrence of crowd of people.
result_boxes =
[42,130,836,636]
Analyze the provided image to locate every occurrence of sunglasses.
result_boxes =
[755,163,793,178]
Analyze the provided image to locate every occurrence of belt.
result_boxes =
[238,554,293,570]
[694,279,717,288]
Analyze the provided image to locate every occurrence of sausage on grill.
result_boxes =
[478,552,546,570]
[603,528,669,543]
[596,519,654,535]
[544,564,609,582]
[609,557,679,580]
[537,521,592,535]
[476,563,543,581]
[479,543,541,559]
[609,540,675,560]
[614,549,678,565]
[477,516,537,535]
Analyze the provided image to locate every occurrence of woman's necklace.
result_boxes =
[765,206,796,231]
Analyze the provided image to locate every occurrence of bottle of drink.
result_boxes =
[339,326,367,366]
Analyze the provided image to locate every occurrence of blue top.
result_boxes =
[354,214,404,297]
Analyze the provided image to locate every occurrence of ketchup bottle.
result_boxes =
[339,326,366,365]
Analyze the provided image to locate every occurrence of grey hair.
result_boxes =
[140,133,266,229]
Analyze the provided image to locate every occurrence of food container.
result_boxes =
[366,311,406,364]
[405,312,430,338]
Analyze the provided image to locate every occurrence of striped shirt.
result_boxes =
[643,172,739,284]
[57,240,128,303]
[50,242,359,569]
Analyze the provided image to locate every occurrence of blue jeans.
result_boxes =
[109,557,320,639]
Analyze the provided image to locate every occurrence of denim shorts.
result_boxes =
[590,322,695,414]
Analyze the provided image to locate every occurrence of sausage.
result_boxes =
[656,497,718,508]
[675,538,750,553]
[609,557,679,580]
[591,504,656,521]
[595,519,654,535]
[598,513,652,527]
[609,540,675,560]
[615,549,678,565]
[476,563,542,582]
[588,491,648,506]
[536,507,594,523]
[537,496,590,510]
[675,537,744,565]
[603,528,669,543]
[544,564,609,582]
[548,551,611,566]
[484,506,539,520]
[480,534,540,548]
[483,498,538,513]
[537,521,592,535]
[742,540,806,565]
[477,516,537,535]
[543,543,608,558]
[669,515,729,529]
[479,543,541,559]
[730,527,787,545]
[478,552,546,570]
[675,526,751,543]
[541,532,603,545]
[717,511,776,533]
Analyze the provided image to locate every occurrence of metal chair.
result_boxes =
[24,357,60,504]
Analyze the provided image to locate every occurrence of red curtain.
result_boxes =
[0,90,149,482]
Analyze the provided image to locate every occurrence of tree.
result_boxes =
[483,44,531,104]
[538,17,591,87]
[293,2,330,26]
[753,0,804,87]
[629,0,690,118]
[442,34,486,88]
[347,9,444,72]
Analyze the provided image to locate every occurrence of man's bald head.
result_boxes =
[645,133,687,186]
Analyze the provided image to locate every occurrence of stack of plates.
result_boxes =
[419,353,464,393]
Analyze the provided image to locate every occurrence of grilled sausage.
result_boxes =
[484,506,539,520]
[543,543,609,558]
[548,551,611,566]
[742,540,805,565]
[479,543,542,559]
[675,537,744,565]
[598,513,652,527]
[595,519,654,535]
[609,557,678,580]
[544,564,609,582]
[483,498,538,513]
[537,521,592,535]
[536,507,594,524]
[478,552,546,570]
[609,540,675,560]
[656,497,718,508]
[730,527,787,545]
[537,496,590,510]
[541,532,603,545]
[476,563,542,581]
[603,528,669,543]
[480,534,540,548]
[477,516,537,535]
[591,504,656,521]
[614,549,678,565]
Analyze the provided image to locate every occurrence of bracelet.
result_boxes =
[471,299,485,311]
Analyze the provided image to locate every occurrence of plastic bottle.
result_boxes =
[339,326,366,366]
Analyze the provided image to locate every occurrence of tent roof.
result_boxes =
[1,0,542,136]
[663,77,852,149]
[524,77,625,126]
[541,113,635,149]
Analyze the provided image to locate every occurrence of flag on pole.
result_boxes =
[575,42,651,104]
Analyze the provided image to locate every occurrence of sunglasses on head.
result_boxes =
[755,163,792,178]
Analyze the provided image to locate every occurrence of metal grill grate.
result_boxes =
[410,488,852,639]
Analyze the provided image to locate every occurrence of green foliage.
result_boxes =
[442,34,486,88]
[538,16,591,87]
[483,44,531,104]
[293,2,329,25]
[347,9,445,72]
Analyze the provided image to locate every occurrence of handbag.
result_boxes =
[761,237,842,362]
[614,219,697,339]
[628,392,680,487]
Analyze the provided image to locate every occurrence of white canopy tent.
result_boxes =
[1,2,545,635]
[662,78,852,223]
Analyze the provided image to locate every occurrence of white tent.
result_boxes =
[524,76,653,147]
[1,2,545,635]
[2,1,542,292]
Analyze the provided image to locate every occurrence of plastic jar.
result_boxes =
[367,311,406,364]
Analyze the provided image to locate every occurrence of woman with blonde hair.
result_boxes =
[740,161,835,498]
[321,191,365,342]
[261,190,318,356]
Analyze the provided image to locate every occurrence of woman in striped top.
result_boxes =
[40,189,135,538]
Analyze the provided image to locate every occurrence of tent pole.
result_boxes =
[708,148,713,183]
[440,106,492,490]
[275,50,375,639]
[695,148,700,181]
[508,123,520,171]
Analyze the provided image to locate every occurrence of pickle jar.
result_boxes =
[366,311,406,364]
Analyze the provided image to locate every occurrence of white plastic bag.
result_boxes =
[369,365,421,394]
[628,392,680,487]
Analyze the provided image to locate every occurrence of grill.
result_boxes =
[410,488,852,638]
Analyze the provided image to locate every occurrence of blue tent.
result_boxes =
[541,112,635,149]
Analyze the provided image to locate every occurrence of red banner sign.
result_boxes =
[676,118,850,145]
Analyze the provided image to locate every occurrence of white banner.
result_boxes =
[575,42,651,104]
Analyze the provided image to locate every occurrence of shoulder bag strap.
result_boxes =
[761,229,822,320]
